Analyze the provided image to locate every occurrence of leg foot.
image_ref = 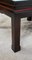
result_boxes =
[12,45,21,52]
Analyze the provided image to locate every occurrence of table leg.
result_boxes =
[27,17,31,21]
[11,14,21,52]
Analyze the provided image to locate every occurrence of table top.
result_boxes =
[0,0,32,3]
[0,0,32,4]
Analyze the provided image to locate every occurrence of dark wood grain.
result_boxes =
[11,14,21,52]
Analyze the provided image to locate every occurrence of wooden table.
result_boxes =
[0,0,32,52]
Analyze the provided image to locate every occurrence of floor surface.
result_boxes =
[0,13,32,60]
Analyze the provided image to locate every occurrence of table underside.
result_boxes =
[0,1,32,14]
[0,0,32,18]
